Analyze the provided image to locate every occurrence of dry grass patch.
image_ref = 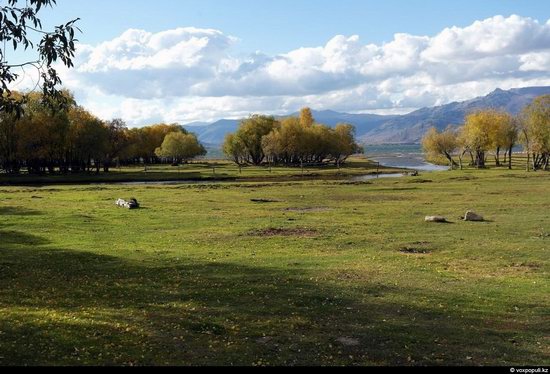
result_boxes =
[247,227,318,237]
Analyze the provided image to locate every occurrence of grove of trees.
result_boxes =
[0,91,207,174]
[223,108,362,167]
[422,95,549,171]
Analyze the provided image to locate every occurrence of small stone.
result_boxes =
[336,337,360,346]
[256,336,272,344]
[464,211,484,222]
[425,216,447,223]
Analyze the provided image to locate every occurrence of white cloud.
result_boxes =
[422,15,550,61]
[46,14,550,125]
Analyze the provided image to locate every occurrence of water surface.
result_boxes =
[364,144,449,171]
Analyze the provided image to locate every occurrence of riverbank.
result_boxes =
[0,156,408,186]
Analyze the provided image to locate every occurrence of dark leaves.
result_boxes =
[0,0,80,115]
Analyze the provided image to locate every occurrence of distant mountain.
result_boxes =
[361,86,550,144]
[185,119,240,145]
[184,110,398,146]
[183,86,550,145]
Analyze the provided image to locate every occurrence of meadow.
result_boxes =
[0,159,548,366]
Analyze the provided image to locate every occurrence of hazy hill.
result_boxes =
[184,86,550,145]
[361,86,550,144]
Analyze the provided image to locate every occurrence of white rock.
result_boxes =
[425,216,447,223]
[464,211,484,222]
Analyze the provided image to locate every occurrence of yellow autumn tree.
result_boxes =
[422,126,459,169]
[520,95,550,171]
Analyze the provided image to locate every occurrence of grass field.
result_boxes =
[0,162,549,365]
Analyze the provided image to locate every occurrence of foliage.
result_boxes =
[452,109,516,168]
[155,131,206,164]
[0,91,206,174]
[422,126,460,167]
[223,108,362,167]
[520,95,550,170]
[227,115,278,165]
[0,0,80,114]
[222,133,248,165]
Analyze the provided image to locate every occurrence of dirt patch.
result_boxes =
[284,207,331,213]
[331,194,412,202]
[506,262,543,273]
[250,198,282,203]
[399,241,432,254]
[336,180,372,186]
[247,227,318,237]
[449,176,479,181]
[237,182,303,189]
[407,179,433,184]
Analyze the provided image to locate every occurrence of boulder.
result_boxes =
[128,198,140,209]
[115,198,140,209]
[425,216,447,223]
[464,211,484,222]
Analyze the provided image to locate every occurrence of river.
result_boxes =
[364,144,449,171]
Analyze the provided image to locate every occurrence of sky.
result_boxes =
[10,0,550,125]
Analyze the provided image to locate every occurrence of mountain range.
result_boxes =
[183,86,550,145]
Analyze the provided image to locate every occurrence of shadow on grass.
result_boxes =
[0,206,43,216]
[0,238,544,366]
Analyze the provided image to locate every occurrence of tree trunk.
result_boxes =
[444,152,455,170]
[508,147,513,170]
[476,150,485,168]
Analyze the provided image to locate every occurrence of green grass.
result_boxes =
[0,165,549,365]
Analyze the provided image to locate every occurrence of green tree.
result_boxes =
[15,90,73,173]
[223,133,248,166]
[224,115,278,165]
[67,106,108,173]
[0,91,24,173]
[103,119,128,172]
[155,132,206,164]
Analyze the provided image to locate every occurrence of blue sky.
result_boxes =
[16,0,550,125]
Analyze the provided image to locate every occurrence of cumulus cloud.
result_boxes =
[51,14,550,125]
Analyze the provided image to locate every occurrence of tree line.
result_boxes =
[223,108,362,167]
[0,91,206,174]
[422,95,550,171]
